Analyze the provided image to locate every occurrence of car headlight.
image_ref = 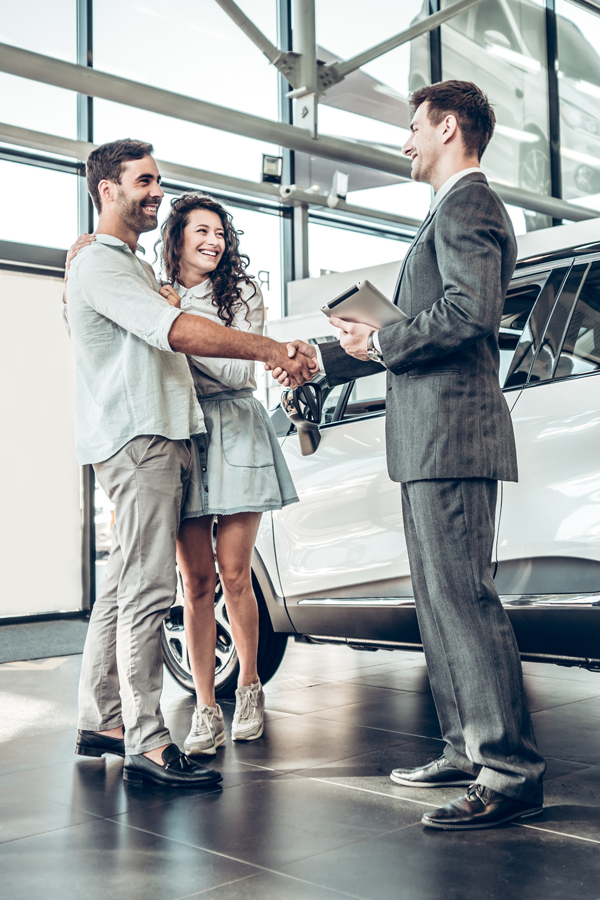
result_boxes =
[560,101,600,137]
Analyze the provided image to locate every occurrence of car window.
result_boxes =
[557,14,600,89]
[528,263,590,384]
[504,267,570,389]
[322,382,346,424]
[441,0,471,36]
[473,0,518,51]
[506,0,546,62]
[554,262,600,379]
[342,370,387,420]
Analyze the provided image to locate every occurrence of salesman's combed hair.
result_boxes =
[410,81,496,160]
[86,139,154,212]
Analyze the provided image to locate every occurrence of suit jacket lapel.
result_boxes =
[392,210,432,306]
[392,172,488,305]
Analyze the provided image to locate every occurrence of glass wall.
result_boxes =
[315,0,432,221]
[0,1,77,138]
[308,220,408,280]
[556,0,600,211]
[441,0,551,229]
[93,0,280,182]
[0,161,78,248]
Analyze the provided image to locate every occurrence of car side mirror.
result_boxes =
[280,383,323,456]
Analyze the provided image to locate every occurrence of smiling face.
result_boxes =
[112,155,164,234]
[403,101,448,188]
[179,208,226,285]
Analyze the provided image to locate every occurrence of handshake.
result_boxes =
[265,318,374,388]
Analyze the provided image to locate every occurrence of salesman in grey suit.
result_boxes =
[275,80,546,830]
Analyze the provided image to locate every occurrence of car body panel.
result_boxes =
[497,372,600,593]
[273,415,410,604]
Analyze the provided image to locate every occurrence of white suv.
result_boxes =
[163,219,600,696]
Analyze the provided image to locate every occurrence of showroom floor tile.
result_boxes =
[1,641,600,900]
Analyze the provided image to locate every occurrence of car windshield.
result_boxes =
[557,15,600,88]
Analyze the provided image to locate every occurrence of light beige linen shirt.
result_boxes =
[67,234,205,465]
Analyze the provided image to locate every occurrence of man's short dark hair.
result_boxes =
[86,139,154,212]
[410,81,496,160]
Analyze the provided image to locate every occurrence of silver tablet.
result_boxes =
[321,280,406,329]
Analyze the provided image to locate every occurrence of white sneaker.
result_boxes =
[232,681,265,742]
[183,704,226,756]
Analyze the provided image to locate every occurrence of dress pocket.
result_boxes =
[220,401,273,468]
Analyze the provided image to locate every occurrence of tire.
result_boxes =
[519,138,552,232]
[161,568,288,699]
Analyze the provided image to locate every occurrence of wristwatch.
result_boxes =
[366,330,385,365]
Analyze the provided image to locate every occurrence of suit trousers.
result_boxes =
[78,435,193,755]
[401,478,546,803]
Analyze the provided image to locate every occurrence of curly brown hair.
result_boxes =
[159,192,256,327]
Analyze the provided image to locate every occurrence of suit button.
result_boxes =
[202,467,207,472]
[204,486,209,492]
[388,386,392,391]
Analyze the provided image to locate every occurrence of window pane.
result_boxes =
[556,263,600,378]
[93,0,278,120]
[442,0,551,230]
[0,0,77,138]
[308,221,407,280]
[556,0,600,211]
[343,370,387,419]
[0,0,75,58]
[0,161,77,249]
[93,100,281,185]
[314,0,429,218]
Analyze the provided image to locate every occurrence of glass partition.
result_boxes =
[556,0,600,212]
[0,161,77,249]
[441,0,551,230]
[0,0,77,139]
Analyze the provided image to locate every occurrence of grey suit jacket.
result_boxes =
[320,172,518,483]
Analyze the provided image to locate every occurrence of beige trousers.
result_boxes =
[77,436,193,755]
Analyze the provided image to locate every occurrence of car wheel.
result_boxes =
[520,140,552,231]
[161,569,288,699]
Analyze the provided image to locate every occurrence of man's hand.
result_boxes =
[65,233,95,277]
[329,317,375,361]
[159,283,181,308]
[265,340,319,387]
[63,233,96,304]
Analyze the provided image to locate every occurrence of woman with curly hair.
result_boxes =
[158,192,298,757]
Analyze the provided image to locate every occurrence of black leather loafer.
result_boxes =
[75,729,125,758]
[390,755,472,788]
[421,784,543,830]
[123,743,222,788]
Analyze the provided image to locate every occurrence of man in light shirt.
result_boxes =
[276,81,546,829]
[69,139,316,788]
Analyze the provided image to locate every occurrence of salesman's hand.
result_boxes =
[265,340,319,386]
[329,316,374,361]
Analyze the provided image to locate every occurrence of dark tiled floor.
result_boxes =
[1,643,600,900]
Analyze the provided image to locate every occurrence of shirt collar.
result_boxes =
[94,233,145,254]
[430,167,484,213]
[175,279,212,299]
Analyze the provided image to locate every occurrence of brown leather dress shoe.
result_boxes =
[421,784,543,830]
